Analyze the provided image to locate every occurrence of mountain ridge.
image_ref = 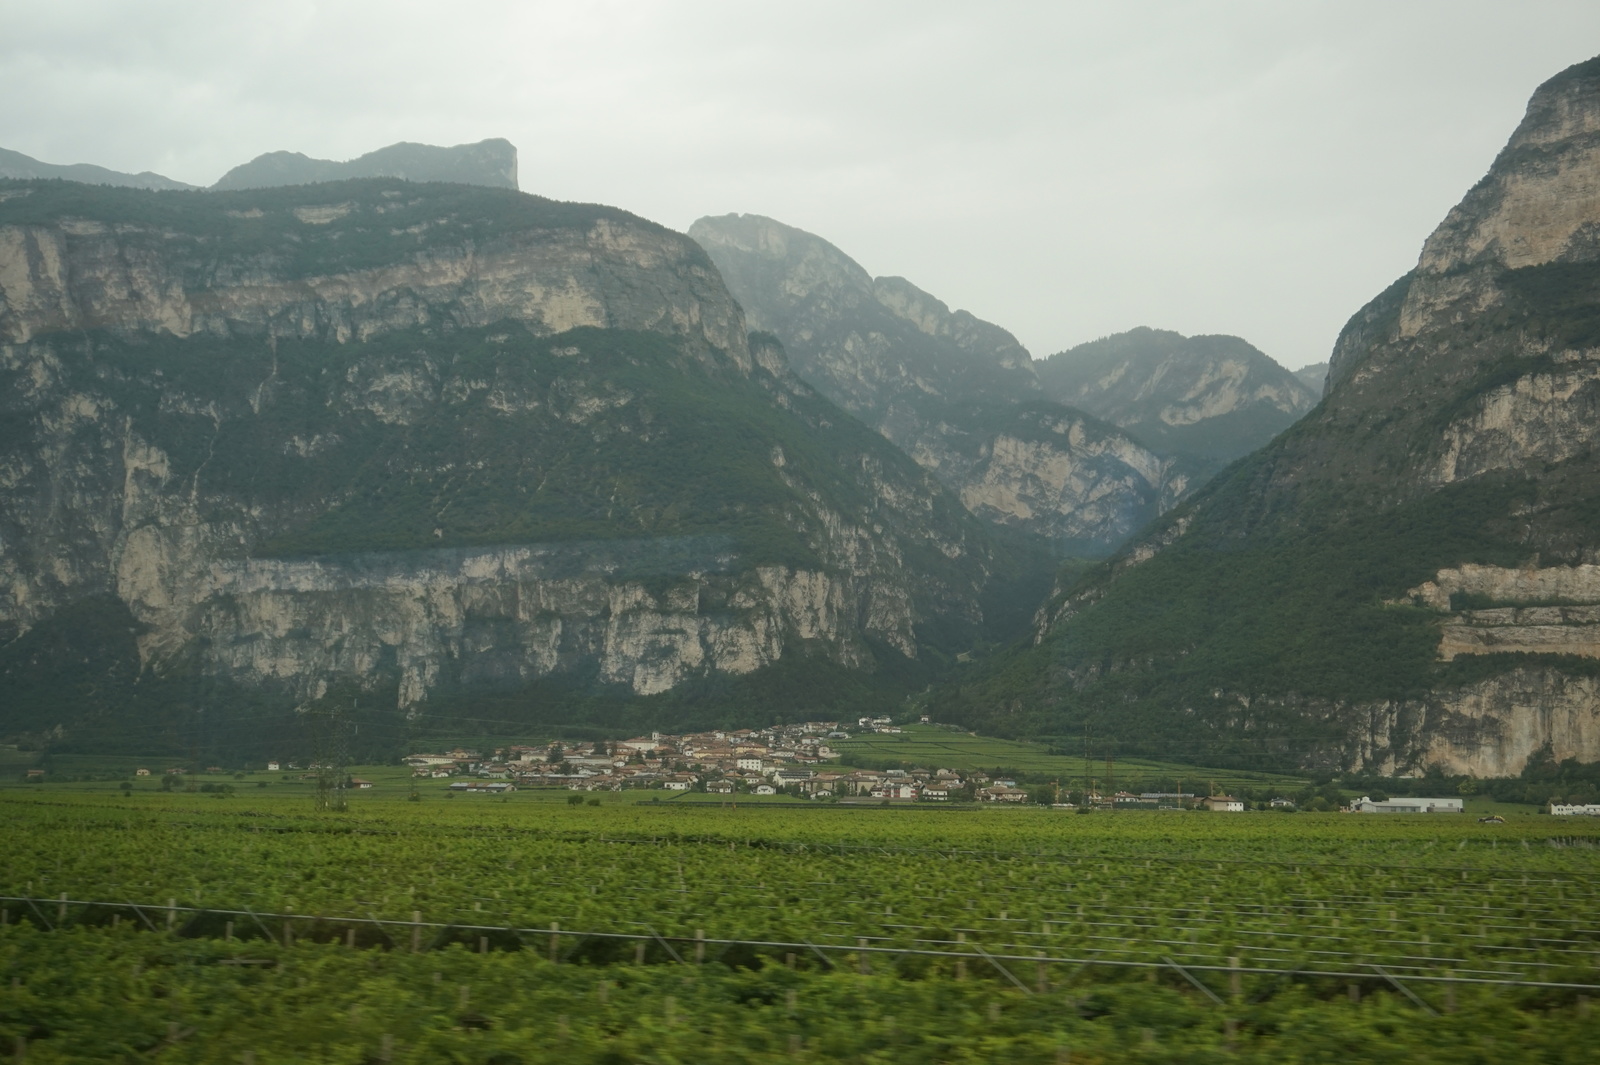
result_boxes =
[690,213,1193,554]
[931,54,1600,777]
[0,178,1019,757]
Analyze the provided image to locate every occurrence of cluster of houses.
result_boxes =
[401,721,1036,801]
[396,723,1302,810]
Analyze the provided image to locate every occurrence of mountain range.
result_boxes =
[0,139,518,193]
[690,215,1307,555]
[934,54,1600,778]
[4,54,1598,775]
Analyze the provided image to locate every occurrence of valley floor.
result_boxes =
[2,781,1598,1063]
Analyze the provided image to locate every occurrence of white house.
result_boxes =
[736,757,765,772]
[1549,803,1600,816]
[1351,796,1464,814]
[265,761,280,772]
[754,784,777,795]
[1203,795,1245,812]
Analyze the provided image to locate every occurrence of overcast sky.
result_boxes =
[4,1,1599,370]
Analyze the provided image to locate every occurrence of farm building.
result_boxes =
[1549,803,1600,816]
[447,781,517,794]
[1351,796,1463,814]
[1202,796,1245,812]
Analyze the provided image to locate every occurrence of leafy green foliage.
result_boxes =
[933,461,1543,766]
[2,789,1599,1061]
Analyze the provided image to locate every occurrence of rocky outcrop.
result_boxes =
[212,139,519,191]
[1294,669,1600,777]
[939,55,1600,776]
[690,213,1183,551]
[0,188,744,362]
[1038,328,1316,462]
[0,180,1007,734]
[1428,357,1600,485]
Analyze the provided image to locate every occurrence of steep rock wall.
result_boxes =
[0,182,1002,727]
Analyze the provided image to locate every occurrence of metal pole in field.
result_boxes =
[549,922,560,963]
[696,929,705,965]
[412,911,422,953]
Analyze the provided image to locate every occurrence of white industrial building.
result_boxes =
[1351,796,1463,814]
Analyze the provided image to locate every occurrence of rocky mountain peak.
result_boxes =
[946,52,1600,778]
[1414,58,1600,280]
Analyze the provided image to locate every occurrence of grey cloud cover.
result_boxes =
[3,0,1599,369]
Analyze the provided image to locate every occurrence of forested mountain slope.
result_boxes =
[1038,327,1317,464]
[0,179,1021,756]
[933,55,1600,778]
[690,214,1190,555]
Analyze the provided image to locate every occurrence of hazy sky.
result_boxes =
[4,1,1599,370]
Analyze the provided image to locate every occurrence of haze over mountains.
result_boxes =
[1037,328,1318,464]
[0,146,197,191]
[690,214,1305,553]
[0,139,519,193]
[4,54,1600,774]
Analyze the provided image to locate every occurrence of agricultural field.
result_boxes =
[2,778,1599,1063]
[831,724,1307,792]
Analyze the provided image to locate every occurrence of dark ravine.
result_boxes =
[0,178,1026,756]
[933,55,1600,777]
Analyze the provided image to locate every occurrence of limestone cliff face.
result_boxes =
[947,56,1600,777]
[1210,58,1600,773]
[690,213,1182,551]
[0,188,745,363]
[0,180,1005,733]
[1256,668,1600,778]
[1039,328,1317,463]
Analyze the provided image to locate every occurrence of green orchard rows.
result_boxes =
[4,790,1599,988]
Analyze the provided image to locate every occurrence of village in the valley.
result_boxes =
[400,718,1028,802]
